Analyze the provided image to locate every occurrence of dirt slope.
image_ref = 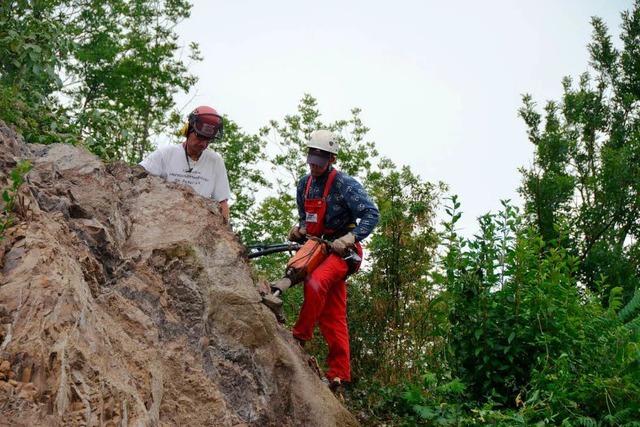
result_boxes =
[0,122,358,427]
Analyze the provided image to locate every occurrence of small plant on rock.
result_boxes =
[0,160,32,240]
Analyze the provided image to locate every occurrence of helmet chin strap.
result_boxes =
[183,141,202,164]
[183,143,195,171]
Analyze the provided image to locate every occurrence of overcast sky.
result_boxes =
[174,0,631,235]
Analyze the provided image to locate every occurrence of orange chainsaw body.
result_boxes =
[286,239,328,284]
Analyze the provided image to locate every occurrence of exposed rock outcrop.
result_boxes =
[0,122,358,426]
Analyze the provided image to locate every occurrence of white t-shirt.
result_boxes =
[140,144,231,202]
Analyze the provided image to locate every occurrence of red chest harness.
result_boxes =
[303,169,338,237]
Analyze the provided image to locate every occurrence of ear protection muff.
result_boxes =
[179,122,189,137]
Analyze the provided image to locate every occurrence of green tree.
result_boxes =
[0,0,199,162]
[519,2,640,303]
[62,0,200,162]
[216,118,268,232]
[0,0,75,144]
[440,199,640,423]
[350,159,446,384]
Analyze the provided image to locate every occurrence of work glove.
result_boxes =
[288,225,307,242]
[331,232,355,256]
[270,277,292,294]
[263,278,291,324]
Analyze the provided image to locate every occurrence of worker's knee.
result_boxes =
[305,276,324,296]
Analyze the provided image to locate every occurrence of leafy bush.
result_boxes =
[1,160,32,240]
[440,198,640,424]
[349,374,528,426]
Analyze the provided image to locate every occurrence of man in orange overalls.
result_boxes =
[288,129,379,393]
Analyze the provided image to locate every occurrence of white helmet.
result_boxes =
[306,129,339,154]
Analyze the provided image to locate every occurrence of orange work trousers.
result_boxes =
[292,243,362,382]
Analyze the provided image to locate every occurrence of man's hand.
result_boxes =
[270,277,292,293]
[131,164,149,179]
[288,225,307,242]
[331,232,355,256]
[219,199,230,225]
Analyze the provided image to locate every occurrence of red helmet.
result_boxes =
[188,105,223,140]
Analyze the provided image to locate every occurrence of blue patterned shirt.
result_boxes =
[296,167,379,241]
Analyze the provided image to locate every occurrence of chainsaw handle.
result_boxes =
[307,236,361,263]
[342,249,362,264]
[246,242,301,259]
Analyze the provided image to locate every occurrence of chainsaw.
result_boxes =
[247,237,361,320]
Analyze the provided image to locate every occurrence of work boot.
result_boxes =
[330,378,345,401]
[324,377,345,401]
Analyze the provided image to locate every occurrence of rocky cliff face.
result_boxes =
[0,123,358,427]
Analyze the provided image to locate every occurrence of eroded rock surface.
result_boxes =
[0,122,358,426]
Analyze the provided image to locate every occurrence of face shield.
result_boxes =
[307,148,331,167]
[191,113,224,141]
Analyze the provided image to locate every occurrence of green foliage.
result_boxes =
[248,80,639,425]
[348,375,525,426]
[0,1,76,144]
[0,0,199,160]
[618,288,640,323]
[519,2,640,303]
[350,159,446,383]
[215,118,268,233]
[442,199,531,403]
[0,160,32,240]
[439,197,640,424]
[398,374,468,425]
[63,0,200,162]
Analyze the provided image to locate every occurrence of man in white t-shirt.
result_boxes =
[140,105,232,223]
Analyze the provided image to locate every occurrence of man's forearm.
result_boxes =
[219,199,230,224]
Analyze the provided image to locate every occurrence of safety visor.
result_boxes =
[193,114,224,140]
[307,148,331,167]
